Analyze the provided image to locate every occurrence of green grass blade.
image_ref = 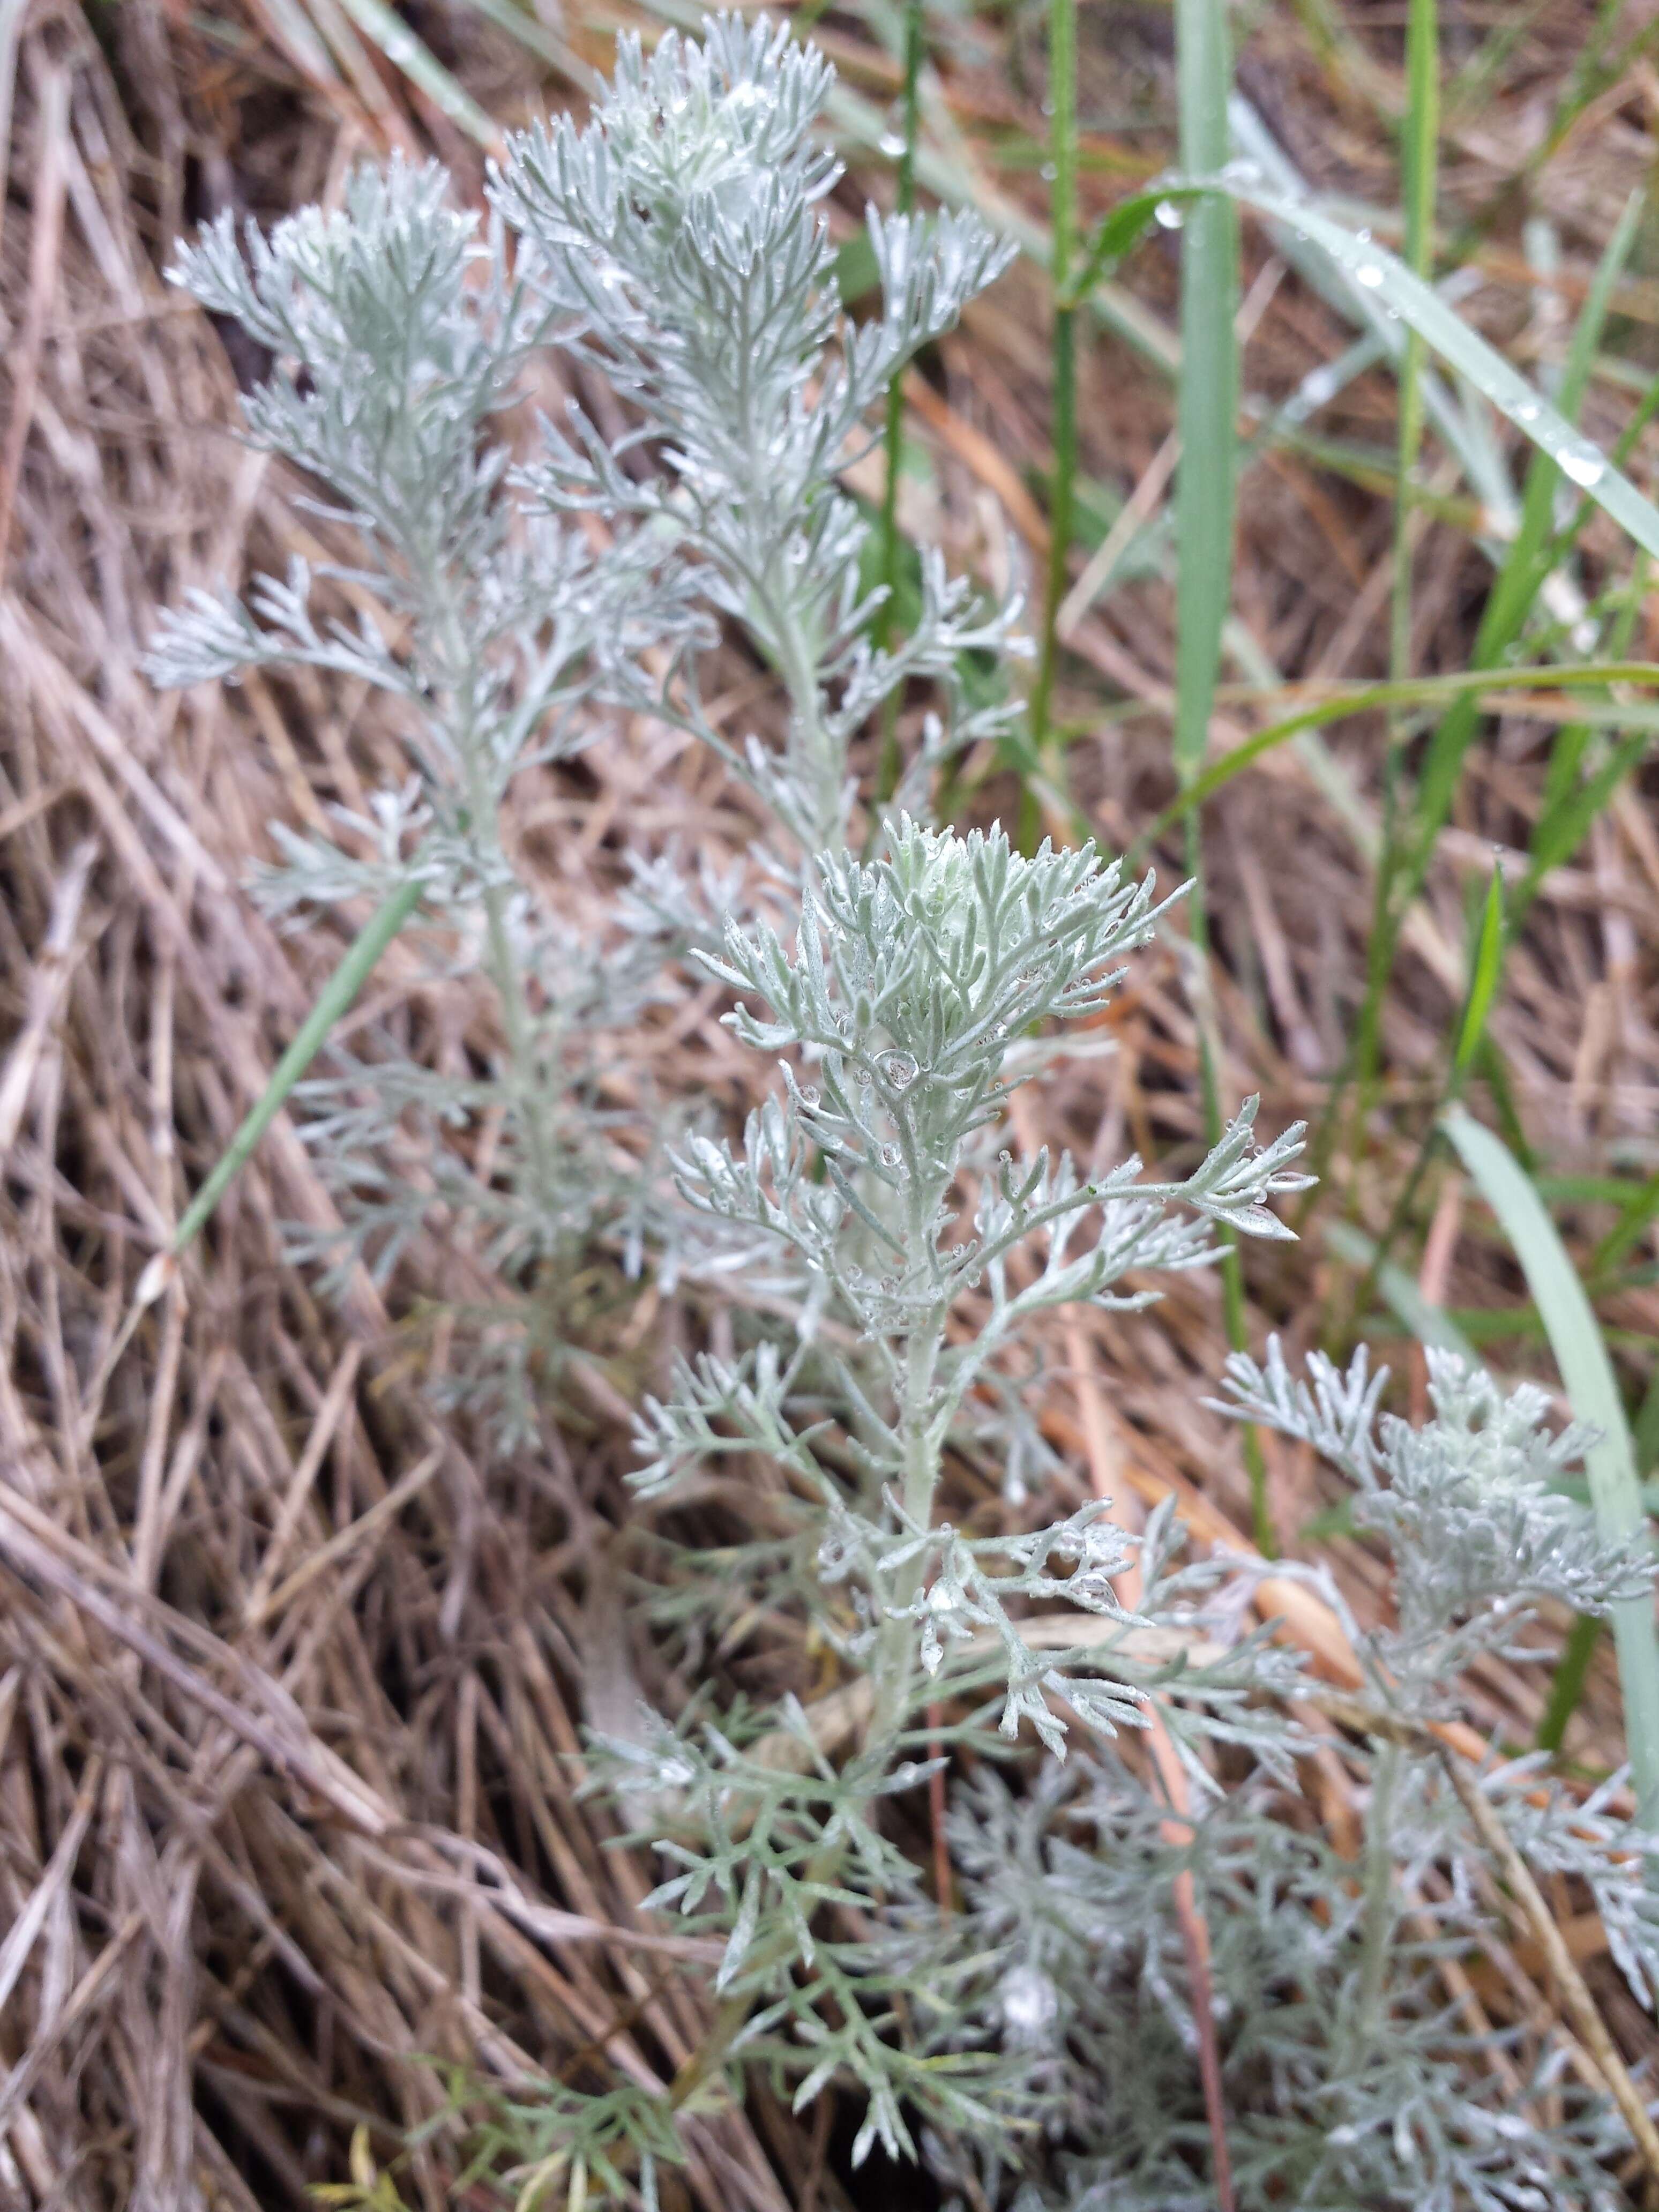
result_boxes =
[1364,0,1437,1112]
[137,877,425,1305]
[1026,0,1079,801]
[1444,1104,1659,1827]
[1516,548,1652,922]
[1076,180,1659,558]
[334,0,500,145]
[1173,0,1238,791]
[1451,863,1504,1087]
[1519,724,1653,918]
[1536,1614,1604,1753]
[1323,1219,1478,1363]
[1173,0,1266,1560]
[1130,659,1659,855]
[1401,190,1643,876]
[1393,0,1438,670]
[1591,1171,1659,1281]
[1349,856,1501,1314]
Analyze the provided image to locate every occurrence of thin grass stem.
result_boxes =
[1022,0,1077,849]
[1169,0,1266,1550]
[1356,0,1438,1140]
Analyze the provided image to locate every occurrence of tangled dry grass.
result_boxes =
[2,1,1659,2205]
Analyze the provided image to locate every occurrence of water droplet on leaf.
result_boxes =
[1000,1964,1059,2043]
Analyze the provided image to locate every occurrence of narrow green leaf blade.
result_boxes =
[139,876,425,1302]
[1444,1104,1659,1826]
[1077,177,1659,561]
[335,0,500,146]
[1173,0,1238,787]
[1451,864,1504,1085]
[1324,1218,1478,1363]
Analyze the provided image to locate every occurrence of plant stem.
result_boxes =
[869,1315,944,1751]
[1172,0,1266,1547]
[1353,1737,1401,2057]
[1537,1612,1603,1753]
[1023,0,1077,848]
[143,875,424,1298]
[1354,0,1437,1141]
[875,0,924,803]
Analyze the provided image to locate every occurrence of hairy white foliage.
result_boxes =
[493,14,1022,861]
[639,819,1310,1757]
[147,15,1011,1438]
[911,1346,1659,2210]
[148,17,1659,2208]
[1220,1342,1653,1682]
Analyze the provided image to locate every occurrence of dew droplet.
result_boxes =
[1153,199,1185,231]
[1041,161,1057,182]
[999,1964,1059,2043]
[879,131,906,160]
[1514,399,1540,423]
[880,1142,902,1169]
[876,1049,919,1092]
[1355,263,1385,289]
[1559,444,1605,490]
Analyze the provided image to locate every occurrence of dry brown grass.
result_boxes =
[2,1,1658,2204]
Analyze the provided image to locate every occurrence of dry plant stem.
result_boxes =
[1314,1686,1659,2191]
[0,62,66,590]
[926,1700,952,1914]
[1064,1309,1236,2212]
[0,834,97,1156]
[0,1499,391,1837]
[1437,1747,1659,2203]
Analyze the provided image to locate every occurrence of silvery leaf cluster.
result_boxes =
[492,15,1020,860]
[674,819,1309,1367]
[1218,1341,1653,1690]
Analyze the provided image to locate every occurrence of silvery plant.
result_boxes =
[490,14,1026,870]
[146,16,1015,1437]
[922,1347,1659,2212]
[143,16,1659,2210]
[616,817,1314,2178]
